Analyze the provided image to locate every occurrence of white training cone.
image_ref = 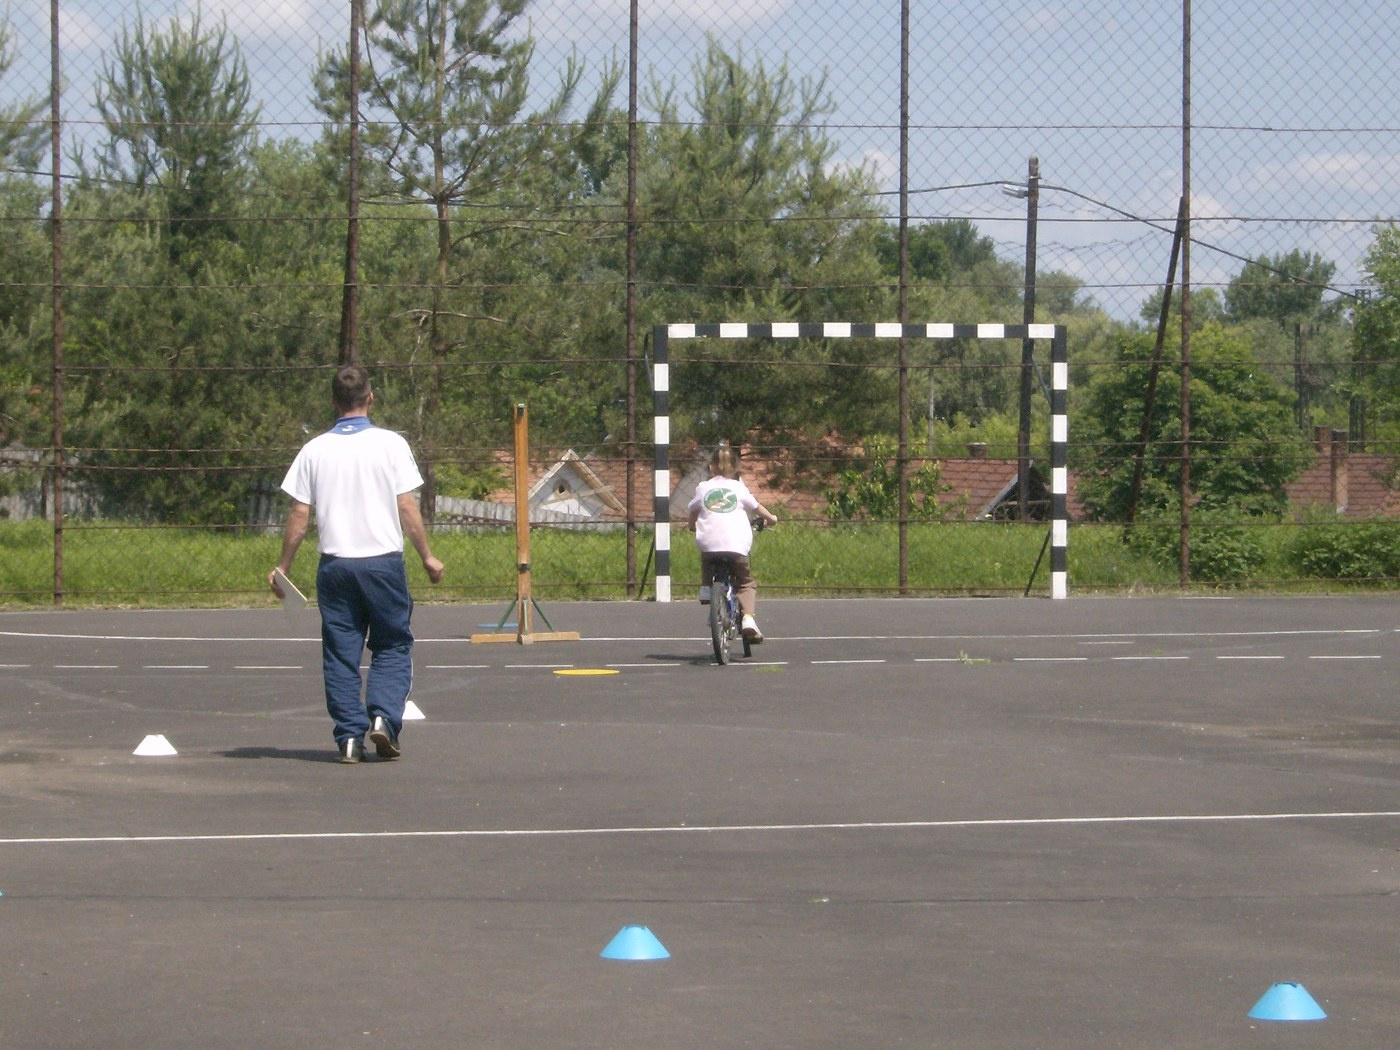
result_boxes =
[403,700,426,721]
[133,734,178,757]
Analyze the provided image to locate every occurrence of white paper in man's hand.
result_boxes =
[272,568,307,611]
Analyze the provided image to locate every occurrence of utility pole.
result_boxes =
[1016,156,1039,522]
[337,0,362,365]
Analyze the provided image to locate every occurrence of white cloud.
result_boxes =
[1280,152,1393,197]
[844,146,897,189]
[56,10,108,52]
[1222,151,1399,208]
[1012,5,1070,34]
[186,0,316,40]
[660,0,790,28]
[530,0,791,42]
[18,3,109,55]
[38,0,318,57]
[1186,189,1234,239]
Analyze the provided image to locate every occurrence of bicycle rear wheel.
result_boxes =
[709,572,732,664]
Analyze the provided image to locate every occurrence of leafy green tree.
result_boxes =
[873,220,1093,435]
[0,176,48,453]
[59,139,352,523]
[825,436,959,521]
[1076,322,1309,522]
[90,13,260,267]
[929,411,1038,460]
[52,18,315,524]
[315,0,622,512]
[1037,272,1092,316]
[0,18,45,173]
[1223,251,1350,431]
[1138,286,1227,329]
[874,219,998,283]
[635,41,888,452]
[1225,250,1337,324]
[0,16,53,498]
[1352,224,1400,445]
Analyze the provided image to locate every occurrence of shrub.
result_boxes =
[1286,518,1400,580]
[1123,510,1268,582]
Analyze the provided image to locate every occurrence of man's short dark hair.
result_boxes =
[332,365,372,412]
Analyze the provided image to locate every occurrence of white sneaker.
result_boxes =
[741,615,762,642]
[699,585,711,604]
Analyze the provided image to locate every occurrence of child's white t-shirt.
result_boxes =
[688,476,759,555]
[280,421,424,558]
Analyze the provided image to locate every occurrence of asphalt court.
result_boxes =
[2,595,1398,1048]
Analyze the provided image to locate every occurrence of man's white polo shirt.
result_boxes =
[280,418,424,558]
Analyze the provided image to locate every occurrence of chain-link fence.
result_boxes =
[2,1,1398,604]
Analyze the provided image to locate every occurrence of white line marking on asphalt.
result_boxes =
[16,650,1399,675]
[6,810,1400,847]
[2,627,1385,644]
[698,628,1387,643]
[1,631,313,643]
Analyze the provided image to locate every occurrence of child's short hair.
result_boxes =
[709,443,740,479]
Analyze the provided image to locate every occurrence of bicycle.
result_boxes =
[705,518,767,666]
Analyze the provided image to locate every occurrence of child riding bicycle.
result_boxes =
[686,444,778,641]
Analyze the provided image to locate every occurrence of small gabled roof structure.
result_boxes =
[526,449,626,519]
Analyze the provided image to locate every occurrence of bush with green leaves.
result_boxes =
[1123,509,1269,582]
[1286,517,1400,580]
[824,437,964,522]
[1076,323,1308,522]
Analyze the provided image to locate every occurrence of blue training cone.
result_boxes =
[600,925,670,961]
[1248,982,1326,1021]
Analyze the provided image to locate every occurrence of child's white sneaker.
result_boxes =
[699,585,711,604]
[741,615,762,642]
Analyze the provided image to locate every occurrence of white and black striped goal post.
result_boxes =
[649,322,1069,601]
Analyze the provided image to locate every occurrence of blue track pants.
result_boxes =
[316,553,414,744]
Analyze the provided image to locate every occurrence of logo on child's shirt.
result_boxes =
[702,487,739,513]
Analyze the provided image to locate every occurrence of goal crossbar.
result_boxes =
[650,322,1069,601]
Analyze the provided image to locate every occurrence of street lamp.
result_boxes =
[1003,157,1039,521]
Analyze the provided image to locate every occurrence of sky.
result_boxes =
[10,0,1400,321]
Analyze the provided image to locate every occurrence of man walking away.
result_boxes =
[269,365,445,763]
